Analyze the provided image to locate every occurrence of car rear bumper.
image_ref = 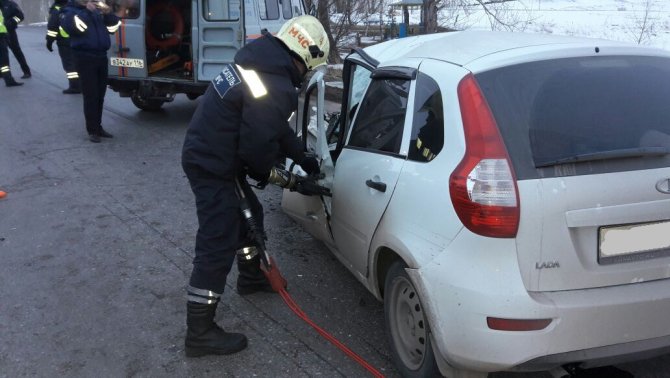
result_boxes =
[407,233,670,373]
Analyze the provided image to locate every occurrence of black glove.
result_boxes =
[46,39,54,52]
[299,157,320,176]
[246,168,270,186]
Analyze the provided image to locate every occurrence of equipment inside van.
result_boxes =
[106,0,307,111]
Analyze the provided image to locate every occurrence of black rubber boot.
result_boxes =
[21,70,31,79]
[63,79,81,94]
[236,253,275,295]
[4,73,23,87]
[185,301,247,357]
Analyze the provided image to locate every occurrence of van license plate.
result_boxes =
[110,57,145,69]
[599,220,670,264]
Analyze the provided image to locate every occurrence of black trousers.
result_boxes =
[6,29,29,74]
[74,52,108,135]
[0,35,9,70]
[57,41,77,76]
[182,163,264,294]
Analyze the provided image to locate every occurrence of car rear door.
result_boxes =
[330,66,416,275]
[108,0,145,79]
[196,0,244,81]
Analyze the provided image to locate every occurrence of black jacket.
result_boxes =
[61,0,119,55]
[182,33,307,180]
[0,0,24,31]
[46,0,69,43]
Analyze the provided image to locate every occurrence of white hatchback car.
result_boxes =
[280,30,670,377]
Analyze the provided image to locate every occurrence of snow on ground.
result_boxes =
[402,0,670,50]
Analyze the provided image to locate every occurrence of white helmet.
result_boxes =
[276,15,330,71]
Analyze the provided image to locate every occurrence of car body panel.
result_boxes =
[516,169,670,292]
[409,232,670,371]
[281,30,670,373]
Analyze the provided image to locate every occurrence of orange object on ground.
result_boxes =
[0,191,6,199]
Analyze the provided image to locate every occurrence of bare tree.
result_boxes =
[420,0,536,33]
[626,0,658,44]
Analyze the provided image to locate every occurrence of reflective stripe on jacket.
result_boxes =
[0,12,6,34]
[61,2,120,55]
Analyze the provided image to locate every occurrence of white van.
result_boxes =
[105,0,307,110]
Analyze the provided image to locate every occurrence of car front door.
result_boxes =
[330,66,415,276]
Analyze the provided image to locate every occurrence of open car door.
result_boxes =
[281,71,336,246]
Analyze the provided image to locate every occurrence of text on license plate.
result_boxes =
[110,57,144,69]
[599,220,670,263]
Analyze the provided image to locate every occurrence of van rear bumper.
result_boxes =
[107,77,208,97]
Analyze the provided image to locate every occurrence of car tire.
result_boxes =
[131,93,164,111]
[384,260,441,377]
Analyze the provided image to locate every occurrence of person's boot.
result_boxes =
[236,247,276,295]
[3,73,23,87]
[62,78,81,94]
[185,300,247,357]
[21,69,31,79]
[99,127,113,138]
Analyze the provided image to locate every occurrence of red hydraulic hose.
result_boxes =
[277,288,385,378]
[261,259,384,378]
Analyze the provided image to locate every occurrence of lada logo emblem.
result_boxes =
[655,178,670,194]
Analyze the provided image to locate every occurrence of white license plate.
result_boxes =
[599,220,670,263]
[110,57,145,69]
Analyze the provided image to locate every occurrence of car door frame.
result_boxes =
[280,50,379,256]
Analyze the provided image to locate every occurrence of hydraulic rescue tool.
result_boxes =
[263,166,331,197]
[235,171,383,378]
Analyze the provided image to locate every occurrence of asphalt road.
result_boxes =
[1,26,669,378]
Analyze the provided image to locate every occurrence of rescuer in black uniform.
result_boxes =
[0,8,21,86]
[0,0,30,78]
[61,0,121,143]
[181,15,330,357]
[46,0,80,94]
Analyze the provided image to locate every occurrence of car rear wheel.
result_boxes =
[384,260,440,377]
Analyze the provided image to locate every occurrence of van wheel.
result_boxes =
[131,93,164,111]
[384,260,440,377]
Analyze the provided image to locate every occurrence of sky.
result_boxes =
[410,0,670,50]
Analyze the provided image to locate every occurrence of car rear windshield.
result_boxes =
[476,55,670,179]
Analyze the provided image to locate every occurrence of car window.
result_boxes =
[347,78,410,154]
[204,0,240,20]
[348,64,373,123]
[409,72,443,162]
[258,0,280,20]
[477,55,670,179]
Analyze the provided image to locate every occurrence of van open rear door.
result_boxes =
[195,0,244,81]
[108,3,146,79]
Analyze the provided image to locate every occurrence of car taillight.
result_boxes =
[449,74,520,238]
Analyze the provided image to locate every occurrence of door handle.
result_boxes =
[366,179,387,193]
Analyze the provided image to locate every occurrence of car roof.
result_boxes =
[362,30,665,67]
